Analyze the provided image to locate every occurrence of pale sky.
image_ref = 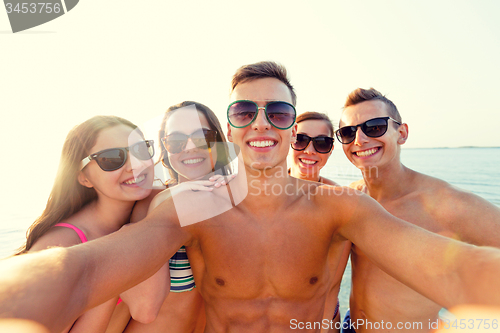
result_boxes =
[1,0,499,212]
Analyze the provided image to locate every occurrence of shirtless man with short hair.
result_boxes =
[337,87,500,332]
[3,63,500,333]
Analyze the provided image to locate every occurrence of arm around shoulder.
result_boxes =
[148,189,173,214]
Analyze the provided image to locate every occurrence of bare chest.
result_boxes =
[187,208,340,300]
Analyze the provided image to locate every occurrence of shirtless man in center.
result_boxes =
[337,88,500,332]
[3,62,500,333]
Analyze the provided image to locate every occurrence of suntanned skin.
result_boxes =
[0,319,50,333]
[179,179,351,332]
[123,188,205,333]
[289,118,346,332]
[341,99,500,332]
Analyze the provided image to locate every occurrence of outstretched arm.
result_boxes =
[0,196,190,333]
[434,186,500,247]
[336,191,500,308]
[66,297,119,333]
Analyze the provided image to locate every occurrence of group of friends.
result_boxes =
[1,61,500,333]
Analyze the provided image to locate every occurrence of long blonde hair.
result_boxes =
[16,116,139,254]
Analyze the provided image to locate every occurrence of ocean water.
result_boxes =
[1,148,499,318]
[324,147,500,207]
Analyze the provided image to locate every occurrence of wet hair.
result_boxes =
[344,88,402,125]
[17,116,139,255]
[157,101,231,185]
[231,61,297,106]
[296,112,334,137]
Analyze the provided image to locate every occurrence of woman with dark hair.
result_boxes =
[123,101,232,333]
[17,115,156,332]
[157,101,231,185]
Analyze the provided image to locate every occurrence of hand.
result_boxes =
[174,174,236,192]
[209,174,236,188]
[356,183,368,194]
[349,179,368,194]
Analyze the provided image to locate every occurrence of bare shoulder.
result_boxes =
[410,171,500,239]
[312,183,373,224]
[149,188,174,211]
[29,222,83,252]
[413,171,493,209]
[292,177,330,199]
[313,186,394,243]
[131,189,163,223]
[140,189,182,228]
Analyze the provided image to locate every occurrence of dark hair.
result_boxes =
[17,116,139,255]
[296,112,334,137]
[231,61,297,106]
[158,101,231,185]
[344,88,402,124]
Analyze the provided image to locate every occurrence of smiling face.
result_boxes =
[340,100,407,171]
[165,109,217,183]
[227,77,297,171]
[291,119,333,181]
[79,124,154,202]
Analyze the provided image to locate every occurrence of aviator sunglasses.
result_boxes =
[81,140,155,171]
[291,134,334,154]
[335,117,401,144]
[161,128,217,154]
[227,100,296,130]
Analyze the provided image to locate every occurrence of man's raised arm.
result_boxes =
[336,191,500,308]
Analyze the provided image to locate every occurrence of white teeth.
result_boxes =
[249,140,275,148]
[300,158,317,165]
[355,148,378,157]
[124,174,146,185]
[182,158,204,165]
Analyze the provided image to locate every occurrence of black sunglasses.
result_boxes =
[161,128,217,154]
[81,140,154,171]
[335,117,401,144]
[227,100,296,130]
[291,134,334,154]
